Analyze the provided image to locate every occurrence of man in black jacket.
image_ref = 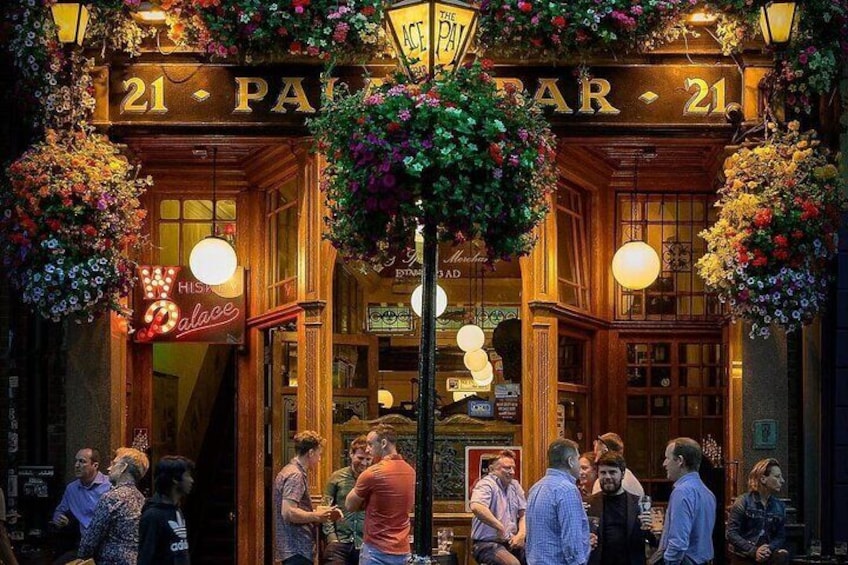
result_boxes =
[138,456,195,565]
[588,453,655,565]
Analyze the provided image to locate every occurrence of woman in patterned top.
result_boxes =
[78,447,149,565]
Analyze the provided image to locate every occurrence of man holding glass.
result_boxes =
[275,431,340,565]
[322,435,371,565]
[470,449,527,565]
[587,453,655,565]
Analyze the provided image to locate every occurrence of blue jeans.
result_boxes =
[359,542,410,565]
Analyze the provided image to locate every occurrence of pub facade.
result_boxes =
[1,2,846,564]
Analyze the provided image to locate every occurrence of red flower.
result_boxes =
[552,15,566,27]
[387,122,402,133]
[83,225,97,237]
[480,58,495,71]
[361,5,375,16]
[753,208,772,228]
[290,41,303,53]
[517,1,532,13]
[773,234,788,247]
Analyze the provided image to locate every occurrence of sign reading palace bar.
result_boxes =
[95,63,744,128]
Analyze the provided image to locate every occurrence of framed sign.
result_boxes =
[133,265,246,344]
[753,419,778,449]
[465,445,522,511]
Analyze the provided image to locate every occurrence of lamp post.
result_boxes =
[50,1,90,46]
[384,1,479,560]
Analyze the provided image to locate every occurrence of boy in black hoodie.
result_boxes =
[138,456,195,565]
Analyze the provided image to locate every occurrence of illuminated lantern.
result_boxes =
[759,2,797,47]
[612,241,661,290]
[378,389,395,408]
[463,349,488,372]
[51,2,90,45]
[411,284,448,317]
[457,324,485,352]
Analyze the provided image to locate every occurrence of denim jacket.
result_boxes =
[726,491,786,558]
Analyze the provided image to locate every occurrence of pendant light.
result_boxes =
[458,254,486,353]
[189,147,238,285]
[612,149,660,290]
[410,283,448,317]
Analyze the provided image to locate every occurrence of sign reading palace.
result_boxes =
[94,63,743,129]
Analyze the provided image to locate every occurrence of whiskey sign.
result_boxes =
[133,265,245,344]
[96,63,744,128]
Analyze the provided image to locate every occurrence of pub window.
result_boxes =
[556,183,591,310]
[616,193,720,321]
[624,339,725,501]
[157,198,237,266]
[266,176,299,308]
[557,332,590,444]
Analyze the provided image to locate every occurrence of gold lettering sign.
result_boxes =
[99,64,748,128]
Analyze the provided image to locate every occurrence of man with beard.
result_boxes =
[587,453,655,565]
[470,449,527,565]
[322,435,371,565]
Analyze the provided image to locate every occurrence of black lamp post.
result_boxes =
[384,1,478,561]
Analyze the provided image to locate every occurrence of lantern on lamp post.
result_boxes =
[50,1,90,46]
[384,1,479,560]
[759,1,797,48]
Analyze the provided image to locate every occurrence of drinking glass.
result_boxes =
[588,516,600,535]
[834,542,847,564]
[650,507,665,534]
[437,528,454,554]
[639,495,652,514]
[810,539,822,560]
[321,495,334,507]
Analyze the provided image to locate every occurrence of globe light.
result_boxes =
[456,324,485,352]
[377,389,394,408]
[189,236,238,285]
[464,349,489,372]
[471,362,493,384]
[410,284,448,317]
[611,240,660,290]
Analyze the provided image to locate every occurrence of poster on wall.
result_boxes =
[465,446,522,511]
[133,265,246,344]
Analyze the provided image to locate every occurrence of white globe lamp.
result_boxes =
[189,236,238,285]
[377,389,394,408]
[471,362,493,384]
[464,349,489,372]
[611,240,660,290]
[456,324,485,352]
[411,284,448,317]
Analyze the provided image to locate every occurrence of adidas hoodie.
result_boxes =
[138,494,191,565]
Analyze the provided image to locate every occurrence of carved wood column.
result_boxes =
[297,147,335,490]
[521,195,559,484]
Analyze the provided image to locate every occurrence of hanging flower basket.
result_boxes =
[308,60,557,265]
[696,122,843,339]
[0,128,152,323]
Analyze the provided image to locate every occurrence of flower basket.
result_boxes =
[696,122,843,339]
[0,128,152,322]
[308,61,557,265]
[174,0,386,60]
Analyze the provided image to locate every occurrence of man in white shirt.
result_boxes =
[591,433,644,497]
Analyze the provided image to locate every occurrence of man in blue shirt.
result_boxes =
[654,438,716,565]
[51,447,110,564]
[526,438,591,565]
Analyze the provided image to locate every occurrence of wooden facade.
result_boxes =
[95,42,785,565]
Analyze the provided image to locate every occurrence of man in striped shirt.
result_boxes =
[526,438,592,565]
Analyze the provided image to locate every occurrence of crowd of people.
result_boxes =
[274,428,789,565]
[0,429,789,565]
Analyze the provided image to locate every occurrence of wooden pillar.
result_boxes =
[521,196,559,484]
[297,147,335,490]
[237,182,265,565]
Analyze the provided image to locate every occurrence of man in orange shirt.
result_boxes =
[346,424,415,565]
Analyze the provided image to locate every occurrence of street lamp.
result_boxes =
[384,0,479,559]
[759,1,797,48]
[50,1,90,46]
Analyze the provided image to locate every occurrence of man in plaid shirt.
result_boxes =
[526,438,591,565]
